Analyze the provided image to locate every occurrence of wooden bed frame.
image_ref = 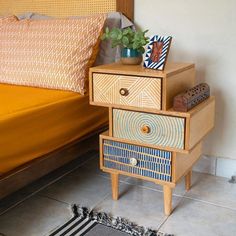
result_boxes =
[0,0,134,200]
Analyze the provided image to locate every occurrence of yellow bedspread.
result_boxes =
[0,83,108,175]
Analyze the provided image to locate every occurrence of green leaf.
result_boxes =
[138,47,145,54]
[101,33,107,40]
[110,31,118,39]
[117,33,123,40]
[105,27,110,34]
[123,28,129,35]
[122,36,129,46]
[133,41,139,49]
[111,41,120,48]
[141,39,146,45]
[101,26,149,52]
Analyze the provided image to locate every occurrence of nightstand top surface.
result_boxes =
[90,62,194,77]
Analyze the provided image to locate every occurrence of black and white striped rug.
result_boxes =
[48,205,173,236]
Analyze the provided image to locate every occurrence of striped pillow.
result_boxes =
[0,14,107,94]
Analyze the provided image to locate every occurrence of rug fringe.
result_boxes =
[71,204,173,236]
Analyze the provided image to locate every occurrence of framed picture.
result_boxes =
[144,35,172,71]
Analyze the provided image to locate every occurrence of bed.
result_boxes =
[0,0,134,199]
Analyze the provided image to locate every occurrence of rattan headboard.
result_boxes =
[0,0,134,20]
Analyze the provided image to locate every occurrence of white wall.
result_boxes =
[135,0,236,160]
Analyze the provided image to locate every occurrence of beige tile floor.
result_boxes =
[0,152,236,236]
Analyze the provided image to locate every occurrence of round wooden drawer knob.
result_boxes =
[141,125,151,134]
[130,158,138,166]
[119,88,129,96]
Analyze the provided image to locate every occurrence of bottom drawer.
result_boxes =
[100,135,172,182]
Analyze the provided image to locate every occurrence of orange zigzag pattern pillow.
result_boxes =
[0,14,106,94]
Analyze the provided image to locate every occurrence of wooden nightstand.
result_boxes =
[89,62,215,215]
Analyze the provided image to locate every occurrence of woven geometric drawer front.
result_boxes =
[103,139,172,182]
[113,109,185,150]
[92,73,161,109]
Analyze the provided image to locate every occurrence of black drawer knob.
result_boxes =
[119,88,129,96]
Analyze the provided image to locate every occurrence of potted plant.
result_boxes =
[101,27,149,65]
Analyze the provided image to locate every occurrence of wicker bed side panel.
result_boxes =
[0,0,117,17]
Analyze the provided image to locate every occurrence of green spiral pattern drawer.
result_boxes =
[113,109,185,150]
[102,139,172,182]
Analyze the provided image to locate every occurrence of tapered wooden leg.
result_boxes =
[111,173,119,200]
[163,185,172,216]
[185,170,192,191]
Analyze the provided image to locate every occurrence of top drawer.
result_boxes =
[90,63,196,111]
[91,73,162,110]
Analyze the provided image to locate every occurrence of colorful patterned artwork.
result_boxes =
[144,35,172,71]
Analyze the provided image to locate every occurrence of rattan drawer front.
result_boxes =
[113,109,185,150]
[92,73,161,109]
[102,139,172,182]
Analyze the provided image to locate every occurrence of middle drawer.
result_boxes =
[110,97,215,153]
[111,108,185,151]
